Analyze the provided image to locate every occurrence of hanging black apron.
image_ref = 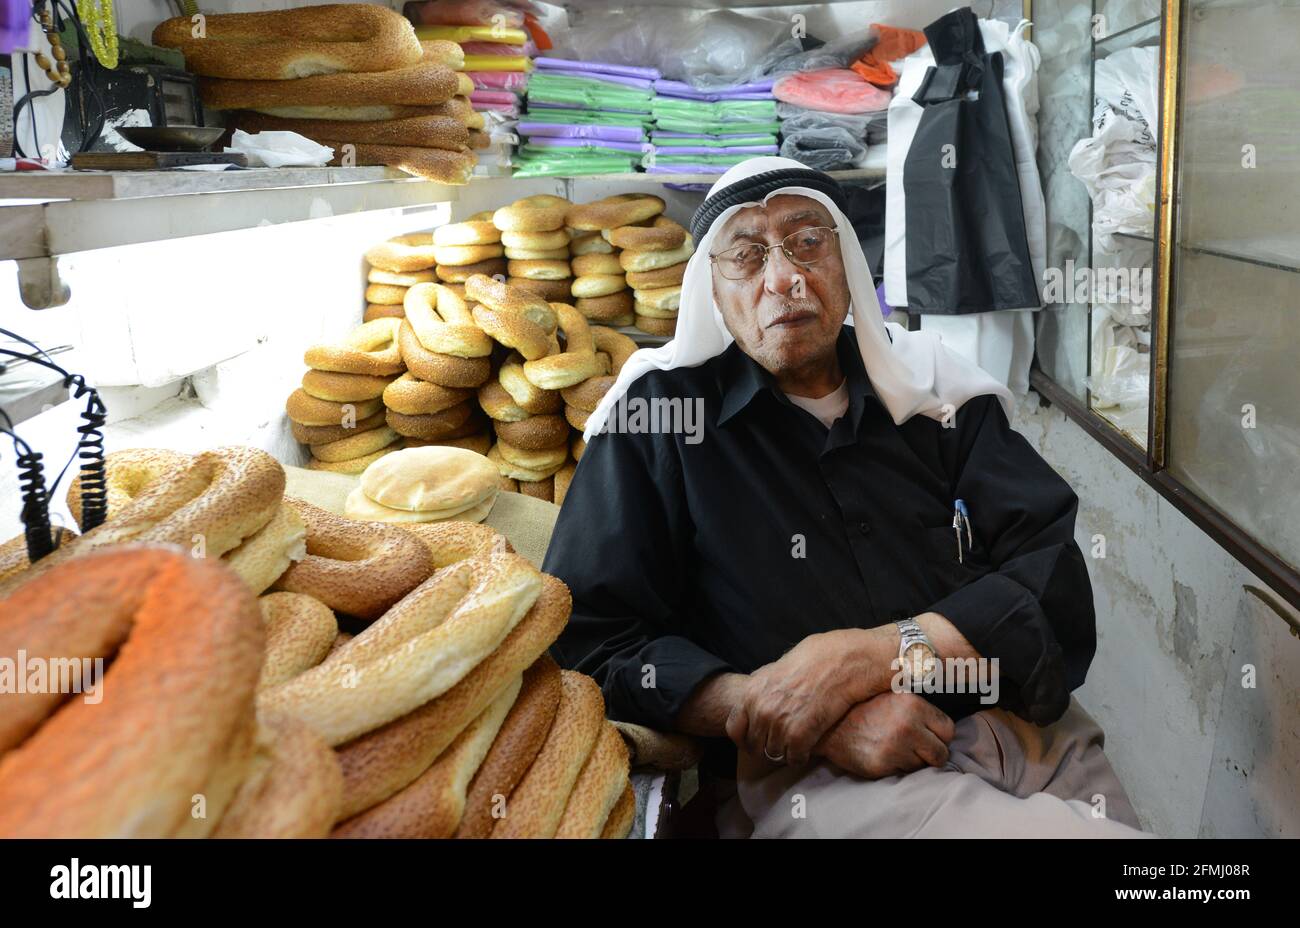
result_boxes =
[902,7,1039,314]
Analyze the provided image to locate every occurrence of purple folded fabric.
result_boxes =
[525,137,652,154]
[532,68,656,91]
[653,78,776,101]
[517,122,645,142]
[535,57,661,80]
[657,90,775,102]
[527,101,652,116]
[646,163,728,174]
[652,145,778,155]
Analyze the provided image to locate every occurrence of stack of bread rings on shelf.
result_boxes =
[153,5,483,183]
[0,445,634,839]
[493,195,574,304]
[432,214,505,291]
[363,233,439,322]
[566,194,692,337]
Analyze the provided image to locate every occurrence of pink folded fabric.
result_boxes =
[471,89,520,105]
[773,69,893,114]
[468,70,530,92]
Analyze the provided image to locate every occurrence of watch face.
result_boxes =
[902,642,937,687]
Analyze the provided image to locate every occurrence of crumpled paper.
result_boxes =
[225,130,333,168]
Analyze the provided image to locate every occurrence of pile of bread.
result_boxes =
[152,5,484,183]
[0,445,634,839]
[289,197,661,504]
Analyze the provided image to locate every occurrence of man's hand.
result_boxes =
[724,627,895,767]
[815,691,955,780]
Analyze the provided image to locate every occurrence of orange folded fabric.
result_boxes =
[851,23,928,88]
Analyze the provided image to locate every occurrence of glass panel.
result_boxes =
[1168,0,1300,570]
[1032,0,1095,400]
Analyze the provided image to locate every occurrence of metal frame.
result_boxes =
[1027,0,1300,611]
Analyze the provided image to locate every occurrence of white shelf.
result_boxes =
[1,166,459,262]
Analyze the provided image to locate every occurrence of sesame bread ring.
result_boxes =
[307,446,397,475]
[634,285,682,312]
[566,194,665,232]
[364,303,405,322]
[477,379,530,422]
[507,259,571,281]
[365,283,407,305]
[287,391,385,427]
[571,253,623,277]
[152,5,423,81]
[399,320,491,388]
[397,520,510,569]
[517,194,572,209]
[633,301,680,319]
[63,447,189,529]
[503,246,570,261]
[222,501,309,595]
[497,437,567,472]
[386,401,476,440]
[257,592,339,691]
[490,670,606,838]
[330,571,566,820]
[405,430,492,456]
[471,304,551,361]
[635,314,678,336]
[501,228,569,251]
[571,275,627,299]
[517,476,554,502]
[572,435,587,461]
[561,326,637,412]
[499,476,519,492]
[435,258,506,283]
[625,261,687,289]
[310,425,401,463]
[553,461,576,507]
[433,243,505,267]
[601,782,636,839]
[261,548,543,747]
[619,236,695,272]
[231,110,469,151]
[506,276,572,303]
[465,274,557,326]
[302,369,396,403]
[404,283,492,358]
[564,404,590,431]
[304,318,405,376]
[604,215,687,252]
[494,414,569,451]
[273,498,434,622]
[499,354,565,415]
[568,231,615,256]
[291,408,386,445]
[368,268,435,287]
[325,141,476,183]
[0,547,263,838]
[365,234,437,273]
[575,291,635,323]
[493,202,567,233]
[433,221,501,247]
[383,372,473,415]
[454,654,562,838]
[487,443,565,482]
[555,721,631,839]
[522,304,605,390]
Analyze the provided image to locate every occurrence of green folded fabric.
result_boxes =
[512,155,638,177]
[647,152,756,167]
[651,116,783,135]
[519,142,643,159]
[527,73,653,111]
[650,97,778,121]
[522,108,652,130]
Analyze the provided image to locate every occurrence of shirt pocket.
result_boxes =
[920,522,993,598]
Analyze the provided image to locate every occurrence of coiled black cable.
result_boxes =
[15,443,55,563]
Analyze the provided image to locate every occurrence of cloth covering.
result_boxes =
[582,156,1013,443]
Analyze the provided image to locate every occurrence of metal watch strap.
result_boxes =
[894,616,937,661]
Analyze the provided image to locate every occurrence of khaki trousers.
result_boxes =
[716,698,1153,838]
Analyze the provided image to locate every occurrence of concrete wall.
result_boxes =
[1017,393,1300,838]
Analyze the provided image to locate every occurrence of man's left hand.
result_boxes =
[725,627,894,767]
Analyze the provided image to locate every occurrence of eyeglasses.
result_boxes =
[709,226,840,280]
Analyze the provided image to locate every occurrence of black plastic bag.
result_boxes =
[902,8,1039,314]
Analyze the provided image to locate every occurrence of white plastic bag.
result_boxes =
[225,130,334,168]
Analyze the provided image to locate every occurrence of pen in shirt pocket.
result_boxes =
[952,499,972,563]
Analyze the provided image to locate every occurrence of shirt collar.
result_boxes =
[716,324,876,429]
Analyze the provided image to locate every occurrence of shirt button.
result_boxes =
[857,522,871,535]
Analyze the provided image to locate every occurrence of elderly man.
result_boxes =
[543,159,1147,838]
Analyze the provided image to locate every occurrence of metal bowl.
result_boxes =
[117,125,225,152]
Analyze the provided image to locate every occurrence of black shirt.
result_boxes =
[543,325,1095,732]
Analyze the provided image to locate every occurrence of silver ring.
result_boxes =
[764,746,786,763]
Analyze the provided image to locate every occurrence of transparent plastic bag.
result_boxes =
[554,8,801,89]
[779,126,867,171]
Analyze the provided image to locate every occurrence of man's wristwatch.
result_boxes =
[894,616,938,686]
